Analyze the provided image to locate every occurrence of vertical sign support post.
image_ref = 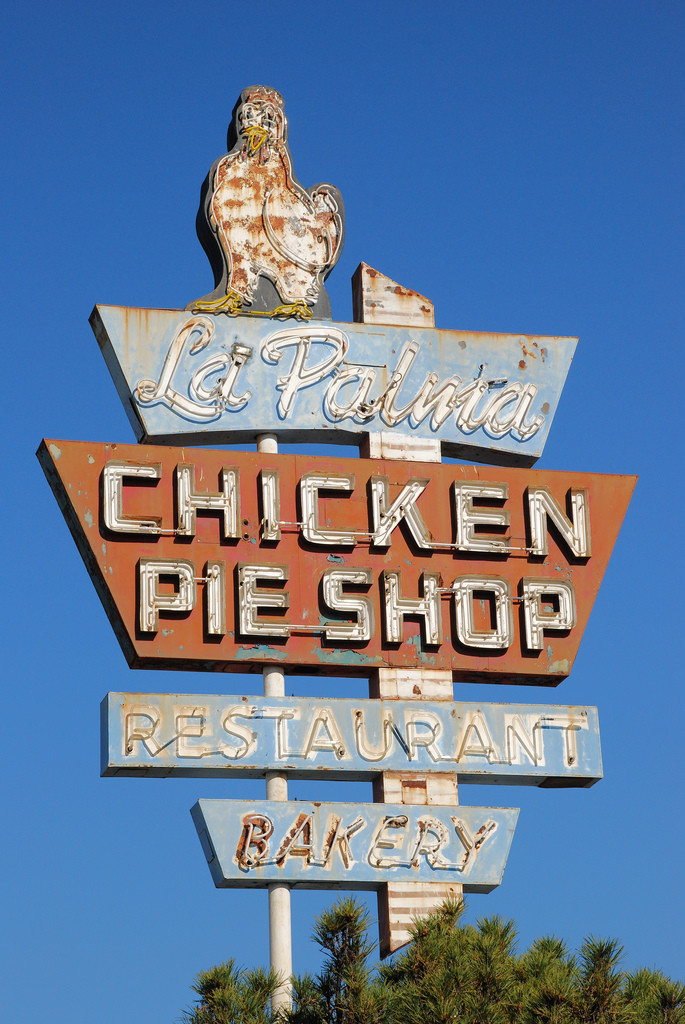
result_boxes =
[258,431,293,1012]
[372,670,461,955]
[355,263,462,955]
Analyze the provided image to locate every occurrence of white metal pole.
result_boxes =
[258,433,293,1014]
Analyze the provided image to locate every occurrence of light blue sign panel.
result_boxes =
[102,693,601,787]
[192,798,519,892]
[92,306,576,466]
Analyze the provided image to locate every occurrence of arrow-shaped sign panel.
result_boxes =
[103,692,602,786]
[191,799,519,892]
[92,305,577,466]
[38,439,635,684]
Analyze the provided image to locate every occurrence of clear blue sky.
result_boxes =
[3,2,683,1021]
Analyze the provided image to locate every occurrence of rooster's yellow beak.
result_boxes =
[245,126,269,153]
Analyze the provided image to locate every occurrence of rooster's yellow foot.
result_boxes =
[187,291,244,315]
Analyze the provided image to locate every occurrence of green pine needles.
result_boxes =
[181,898,684,1024]
[181,960,281,1024]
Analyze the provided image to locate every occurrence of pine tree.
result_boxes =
[180,898,684,1024]
[285,896,387,1024]
[181,959,280,1024]
[515,935,577,1023]
[575,936,631,1024]
[622,967,685,1024]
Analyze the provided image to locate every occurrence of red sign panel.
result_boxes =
[38,439,635,684]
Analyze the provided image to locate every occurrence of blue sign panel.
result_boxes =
[192,798,519,892]
[102,693,601,786]
[92,306,576,466]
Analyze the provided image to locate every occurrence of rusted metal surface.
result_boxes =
[91,305,576,466]
[361,431,442,463]
[191,798,519,891]
[351,263,435,328]
[190,86,344,320]
[101,692,602,785]
[38,439,635,682]
[355,263,440,464]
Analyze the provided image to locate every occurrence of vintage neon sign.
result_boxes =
[102,692,602,785]
[38,84,632,978]
[38,439,635,683]
[192,799,519,891]
[92,306,576,465]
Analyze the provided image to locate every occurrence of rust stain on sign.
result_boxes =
[38,439,635,684]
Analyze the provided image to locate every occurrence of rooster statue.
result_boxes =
[189,86,344,320]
